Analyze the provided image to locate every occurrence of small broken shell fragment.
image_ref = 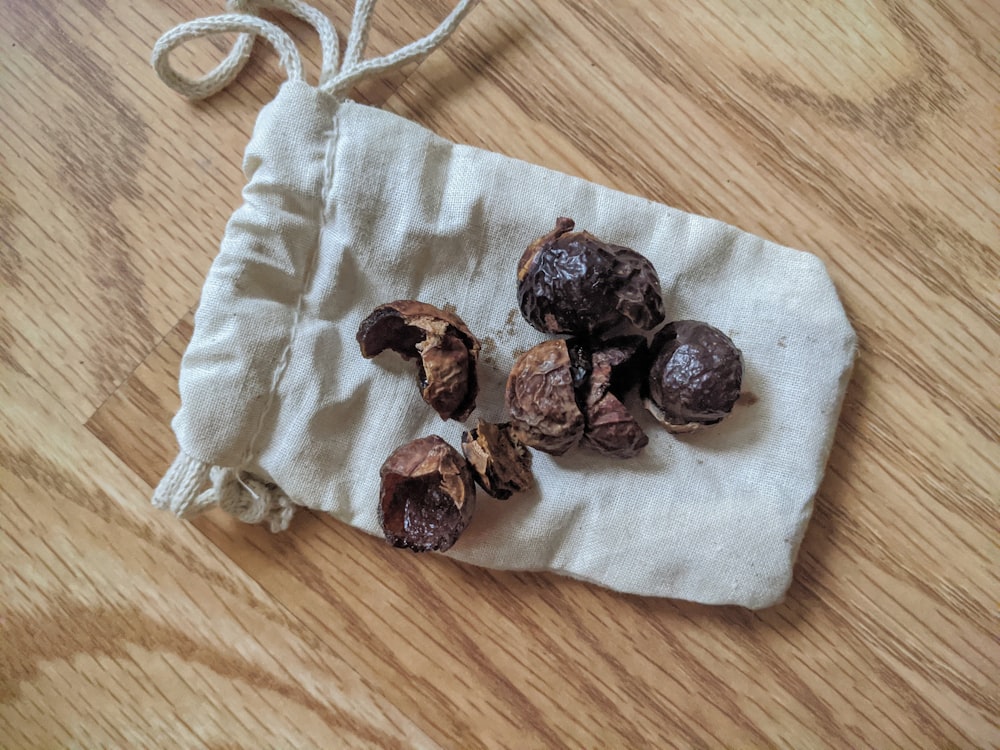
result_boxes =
[578,337,649,458]
[644,320,743,433]
[379,435,476,552]
[505,339,585,455]
[461,420,534,499]
[516,218,665,337]
[357,300,480,421]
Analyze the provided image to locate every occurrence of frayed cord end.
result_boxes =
[153,451,294,532]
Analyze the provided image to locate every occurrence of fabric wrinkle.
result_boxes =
[148,0,856,608]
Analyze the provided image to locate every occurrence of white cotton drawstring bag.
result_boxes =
[151,0,856,609]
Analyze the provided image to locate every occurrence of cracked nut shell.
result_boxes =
[505,339,585,455]
[516,217,665,337]
[577,336,649,458]
[357,300,480,421]
[379,435,476,552]
[461,420,533,499]
[644,320,743,433]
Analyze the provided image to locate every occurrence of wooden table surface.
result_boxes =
[2,0,998,746]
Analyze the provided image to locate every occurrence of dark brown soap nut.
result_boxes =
[357,300,480,421]
[577,337,649,458]
[505,339,585,455]
[379,435,476,553]
[643,320,743,433]
[516,217,665,337]
[461,420,533,499]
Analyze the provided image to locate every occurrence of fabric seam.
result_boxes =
[240,102,341,471]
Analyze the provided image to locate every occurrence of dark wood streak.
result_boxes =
[431,11,691,211]
[798,406,998,735]
[854,320,999,444]
[635,596,849,746]
[743,2,960,146]
[810,520,997,731]
[248,521,563,748]
[791,566,961,745]
[821,383,996,568]
[0,594,409,747]
[545,595,725,748]
[3,1,160,396]
[77,0,107,13]
[0,436,299,632]
[435,565,719,747]
[0,147,27,376]
[0,167,27,376]
[0,319,28,375]
[0,166,23,288]
[925,0,1000,74]
[387,548,574,748]
[892,203,999,327]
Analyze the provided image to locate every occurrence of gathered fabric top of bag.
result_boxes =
[149,0,856,609]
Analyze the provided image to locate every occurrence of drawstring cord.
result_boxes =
[150,0,477,530]
[151,0,477,101]
[322,0,476,97]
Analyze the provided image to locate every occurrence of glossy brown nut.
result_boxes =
[357,300,480,421]
[379,435,476,552]
[505,339,585,455]
[643,320,743,433]
[461,420,533,499]
[516,218,665,337]
[578,337,649,458]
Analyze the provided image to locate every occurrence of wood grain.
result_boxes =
[4,0,1000,746]
[0,0,459,419]
[0,366,436,747]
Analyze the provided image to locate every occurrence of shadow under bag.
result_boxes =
[151,0,856,609]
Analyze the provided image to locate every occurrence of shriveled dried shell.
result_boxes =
[357,300,480,421]
[579,337,649,458]
[516,218,665,337]
[461,420,533,499]
[505,339,585,455]
[379,435,476,552]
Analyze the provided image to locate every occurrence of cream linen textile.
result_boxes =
[151,0,856,609]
